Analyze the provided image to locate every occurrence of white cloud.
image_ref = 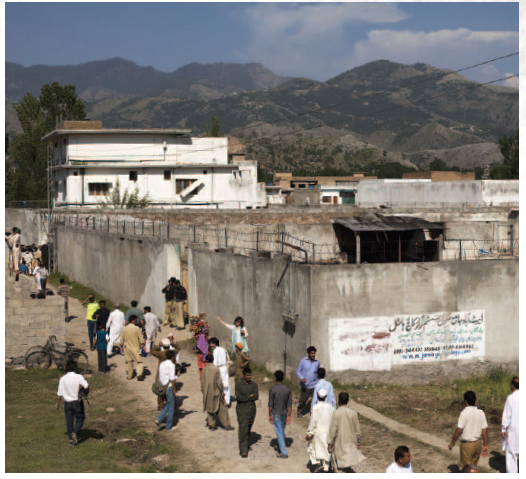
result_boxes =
[234,3,411,78]
[502,73,519,89]
[348,29,519,78]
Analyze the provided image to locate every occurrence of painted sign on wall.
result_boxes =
[329,310,485,372]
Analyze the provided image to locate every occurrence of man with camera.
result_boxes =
[55,360,90,446]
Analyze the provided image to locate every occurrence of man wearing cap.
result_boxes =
[106,303,125,356]
[234,342,251,384]
[162,278,177,327]
[307,388,335,472]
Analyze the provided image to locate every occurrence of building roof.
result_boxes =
[41,128,192,142]
[332,213,444,232]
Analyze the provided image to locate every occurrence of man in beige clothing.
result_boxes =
[449,390,488,467]
[328,391,365,473]
[201,354,234,431]
[119,315,145,381]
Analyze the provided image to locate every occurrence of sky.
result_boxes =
[5,2,520,88]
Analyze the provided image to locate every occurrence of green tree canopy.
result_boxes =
[203,116,223,137]
[428,158,448,171]
[8,83,86,203]
[498,129,519,179]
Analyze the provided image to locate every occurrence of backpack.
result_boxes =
[151,380,170,397]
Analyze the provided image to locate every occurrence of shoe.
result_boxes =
[155,420,160,427]
[224,425,235,431]
[209,426,218,431]
[169,324,176,328]
[277,453,288,459]
[137,375,145,381]
[69,441,74,446]
[241,453,248,458]
[297,413,303,419]
[71,433,78,445]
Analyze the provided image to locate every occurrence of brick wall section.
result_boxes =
[5,267,65,359]
[403,171,475,181]
[61,120,102,130]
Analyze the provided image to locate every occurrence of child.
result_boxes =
[386,446,413,473]
[96,326,108,374]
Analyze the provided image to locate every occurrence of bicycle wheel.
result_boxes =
[25,351,52,369]
[67,351,90,374]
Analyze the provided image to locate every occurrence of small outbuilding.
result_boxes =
[332,213,444,264]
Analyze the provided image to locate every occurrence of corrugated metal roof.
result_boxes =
[332,213,444,232]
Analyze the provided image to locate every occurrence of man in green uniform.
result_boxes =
[235,367,259,458]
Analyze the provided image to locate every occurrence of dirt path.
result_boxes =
[61,291,498,473]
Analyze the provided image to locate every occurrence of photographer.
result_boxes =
[55,360,89,446]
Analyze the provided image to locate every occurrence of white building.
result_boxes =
[42,121,266,209]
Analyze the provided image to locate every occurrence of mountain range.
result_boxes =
[5,58,518,171]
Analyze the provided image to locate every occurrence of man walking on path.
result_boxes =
[307,389,335,472]
[448,391,489,468]
[173,279,187,330]
[106,304,125,356]
[201,353,234,431]
[152,339,181,411]
[125,301,144,327]
[328,392,365,473]
[56,278,71,321]
[155,350,178,432]
[82,294,99,351]
[92,300,110,331]
[162,277,177,327]
[268,370,292,459]
[235,368,259,458]
[296,346,320,418]
[501,376,519,473]
[96,326,108,374]
[210,337,231,406]
[311,368,336,410]
[234,342,251,384]
[143,306,161,353]
[119,316,145,381]
[55,360,89,446]
[39,262,49,292]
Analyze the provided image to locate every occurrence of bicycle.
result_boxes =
[25,335,90,373]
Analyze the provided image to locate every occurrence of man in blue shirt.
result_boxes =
[18,260,29,275]
[296,346,320,418]
[311,368,336,410]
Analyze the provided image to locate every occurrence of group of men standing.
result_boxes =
[162,277,187,330]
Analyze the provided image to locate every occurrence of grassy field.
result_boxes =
[5,368,188,473]
[338,366,515,450]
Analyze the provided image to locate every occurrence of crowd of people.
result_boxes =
[42,265,519,473]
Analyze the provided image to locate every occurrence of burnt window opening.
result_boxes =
[129,171,138,182]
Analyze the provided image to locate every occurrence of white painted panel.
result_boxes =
[329,310,485,372]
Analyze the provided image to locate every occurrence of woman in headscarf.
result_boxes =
[216,316,249,354]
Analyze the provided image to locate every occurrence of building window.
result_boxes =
[322,196,332,204]
[298,184,306,188]
[176,179,197,195]
[129,171,138,182]
[54,142,58,149]
[164,170,171,181]
[63,138,67,145]
[88,183,111,196]
[73,171,78,176]
[203,170,207,174]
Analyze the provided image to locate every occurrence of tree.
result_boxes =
[39,82,86,132]
[8,83,86,202]
[98,180,150,209]
[474,166,485,180]
[498,129,519,179]
[489,164,511,180]
[428,158,448,171]
[203,116,223,137]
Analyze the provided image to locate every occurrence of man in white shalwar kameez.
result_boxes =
[106,304,125,356]
[210,337,231,406]
[307,389,335,472]
[143,306,161,353]
[502,376,519,474]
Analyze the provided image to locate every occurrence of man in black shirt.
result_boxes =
[92,300,111,331]
[235,368,259,458]
[269,370,292,458]
[173,279,187,331]
[162,277,177,327]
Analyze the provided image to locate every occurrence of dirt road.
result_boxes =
[61,292,499,473]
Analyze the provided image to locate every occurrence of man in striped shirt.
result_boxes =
[56,278,71,322]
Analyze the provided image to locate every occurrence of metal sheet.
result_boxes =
[332,213,444,232]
